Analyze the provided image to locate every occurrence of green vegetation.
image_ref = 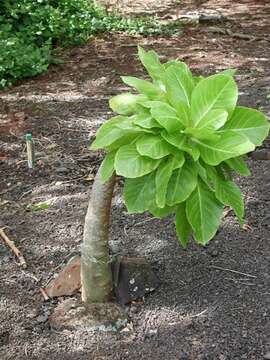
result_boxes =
[0,0,178,87]
[91,47,270,246]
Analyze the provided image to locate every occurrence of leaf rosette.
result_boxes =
[91,46,270,246]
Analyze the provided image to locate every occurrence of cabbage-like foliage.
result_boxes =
[91,46,270,247]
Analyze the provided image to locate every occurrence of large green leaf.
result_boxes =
[115,144,160,178]
[136,134,172,159]
[190,74,238,128]
[186,180,223,244]
[167,161,198,206]
[165,63,194,126]
[194,130,255,165]
[221,106,270,146]
[148,101,184,132]
[155,157,175,207]
[175,202,192,248]
[184,127,220,141]
[124,172,156,213]
[215,177,244,224]
[121,76,165,100]
[109,93,147,115]
[225,157,250,176]
[100,151,116,182]
[138,46,165,81]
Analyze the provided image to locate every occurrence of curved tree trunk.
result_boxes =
[81,166,116,303]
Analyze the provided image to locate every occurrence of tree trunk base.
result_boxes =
[49,298,127,332]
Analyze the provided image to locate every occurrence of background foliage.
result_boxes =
[0,0,169,87]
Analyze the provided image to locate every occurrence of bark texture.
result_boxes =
[81,167,116,303]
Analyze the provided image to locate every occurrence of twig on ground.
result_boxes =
[0,228,27,269]
[40,287,49,301]
[189,308,208,318]
[209,265,256,278]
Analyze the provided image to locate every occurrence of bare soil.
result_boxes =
[0,1,270,359]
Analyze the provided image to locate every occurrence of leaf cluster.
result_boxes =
[91,47,269,246]
[0,0,169,87]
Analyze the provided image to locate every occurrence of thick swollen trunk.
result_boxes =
[81,167,116,303]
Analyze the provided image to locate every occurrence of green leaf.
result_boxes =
[149,101,184,132]
[132,112,162,129]
[124,172,156,213]
[186,180,224,244]
[175,202,192,248]
[100,151,116,182]
[90,116,139,150]
[194,130,255,166]
[184,127,221,141]
[136,134,172,159]
[121,76,165,100]
[165,63,194,126]
[138,46,165,81]
[155,156,175,207]
[106,133,140,151]
[109,93,147,115]
[195,109,228,130]
[221,106,270,146]
[173,152,185,169]
[190,74,238,128]
[215,177,244,224]
[225,157,251,176]
[167,161,198,206]
[115,144,160,178]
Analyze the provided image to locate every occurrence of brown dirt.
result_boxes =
[1,1,270,359]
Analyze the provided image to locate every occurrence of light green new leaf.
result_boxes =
[138,46,165,81]
[165,63,194,126]
[215,177,244,224]
[124,172,156,213]
[190,74,238,128]
[121,76,165,100]
[136,134,172,159]
[175,202,192,248]
[155,156,175,207]
[186,180,224,245]
[167,161,198,206]
[225,157,250,176]
[115,143,160,178]
[222,106,270,146]
[149,101,184,132]
[194,130,255,166]
[161,131,200,160]
[109,93,147,115]
[100,151,116,182]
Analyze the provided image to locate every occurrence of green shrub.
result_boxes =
[91,47,270,247]
[0,0,169,87]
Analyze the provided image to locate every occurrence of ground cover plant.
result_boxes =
[0,0,170,87]
[90,46,270,248]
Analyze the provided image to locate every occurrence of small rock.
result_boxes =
[264,352,270,360]
[36,315,48,323]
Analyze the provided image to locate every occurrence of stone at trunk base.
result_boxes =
[49,298,127,332]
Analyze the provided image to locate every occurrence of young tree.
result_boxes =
[81,47,270,303]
